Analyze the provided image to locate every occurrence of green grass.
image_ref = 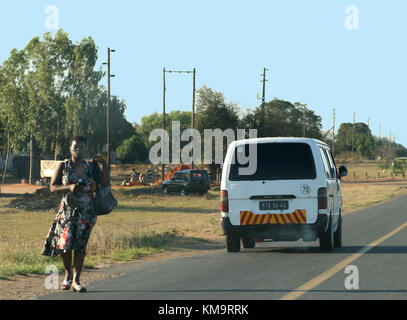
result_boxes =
[0,249,61,279]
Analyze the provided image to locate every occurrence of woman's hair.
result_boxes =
[70,136,87,147]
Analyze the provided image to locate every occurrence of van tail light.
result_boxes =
[220,190,229,213]
[318,187,327,209]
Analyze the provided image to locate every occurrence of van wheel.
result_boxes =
[180,189,187,196]
[226,236,240,252]
[319,214,334,252]
[334,213,342,248]
[163,186,169,194]
[242,238,255,249]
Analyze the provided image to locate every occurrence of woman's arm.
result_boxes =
[50,162,77,194]
[93,155,110,186]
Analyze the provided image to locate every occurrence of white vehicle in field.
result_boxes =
[220,137,348,252]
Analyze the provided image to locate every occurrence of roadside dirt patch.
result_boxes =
[1,184,45,195]
[3,188,60,211]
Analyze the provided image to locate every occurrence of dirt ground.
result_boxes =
[0,184,45,195]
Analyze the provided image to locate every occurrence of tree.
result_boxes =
[0,48,30,182]
[195,86,240,163]
[0,29,135,169]
[196,85,240,132]
[335,122,375,159]
[240,98,322,139]
[116,135,148,163]
[138,110,192,160]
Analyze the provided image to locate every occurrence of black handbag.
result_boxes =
[92,162,117,216]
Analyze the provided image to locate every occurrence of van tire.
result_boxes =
[180,189,187,196]
[319,214,334,252]
[163,186,169,194]
[226,236,240,252]
[334,214,342,248]
[242,238,256,249]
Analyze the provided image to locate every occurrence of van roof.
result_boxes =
[232,137,329,147]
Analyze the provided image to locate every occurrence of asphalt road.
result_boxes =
[39,194,407,300]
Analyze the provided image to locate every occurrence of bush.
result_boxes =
[116,135,148,163]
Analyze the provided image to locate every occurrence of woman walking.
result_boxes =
[42,136,110,292]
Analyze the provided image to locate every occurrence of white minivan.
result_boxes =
[220,137,348,252]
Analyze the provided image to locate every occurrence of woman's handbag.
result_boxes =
[92,162,117,216]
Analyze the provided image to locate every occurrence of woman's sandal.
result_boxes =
[72,283,87,293]
[61,280,72,290]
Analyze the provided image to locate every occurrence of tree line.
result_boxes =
[334,122,407,161]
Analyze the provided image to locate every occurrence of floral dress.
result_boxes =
[42,160,97,257]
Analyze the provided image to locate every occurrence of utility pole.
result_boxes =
[191,68,196,169]
[29,133,33,184]
[162,68,166,182]
[389,129,392,151]
[332,108,336,156]
[379,122,381,139]
[302,104,307,137]
[103,48,116,171]
[352,112,356,161]
[260,68,268,137]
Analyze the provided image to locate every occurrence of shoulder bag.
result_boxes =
[92,161,117,215]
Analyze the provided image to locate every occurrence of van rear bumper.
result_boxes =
[221,214,328,242]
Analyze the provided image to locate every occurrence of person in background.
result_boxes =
[130,168,137,185]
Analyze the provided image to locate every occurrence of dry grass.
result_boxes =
[341,183,407,214]
[338,161,403,181]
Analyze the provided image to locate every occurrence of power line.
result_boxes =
[161,68,196,181]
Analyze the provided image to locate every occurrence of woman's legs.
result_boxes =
[73,250,86,285]
[60,250,73,283]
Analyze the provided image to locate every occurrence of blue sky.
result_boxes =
[1,0,406,147]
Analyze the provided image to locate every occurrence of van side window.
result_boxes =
[319,147,332,179]
[324,148,337,179]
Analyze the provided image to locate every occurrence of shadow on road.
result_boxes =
[165,235,225,252]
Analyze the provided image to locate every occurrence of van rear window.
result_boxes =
[228,143,316,181]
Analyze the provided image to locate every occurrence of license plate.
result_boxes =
[259,200,289,211]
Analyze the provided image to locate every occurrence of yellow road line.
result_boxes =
[280,220,407,300]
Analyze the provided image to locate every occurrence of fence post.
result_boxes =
[353,172,356,181]
[365,172,368,180]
